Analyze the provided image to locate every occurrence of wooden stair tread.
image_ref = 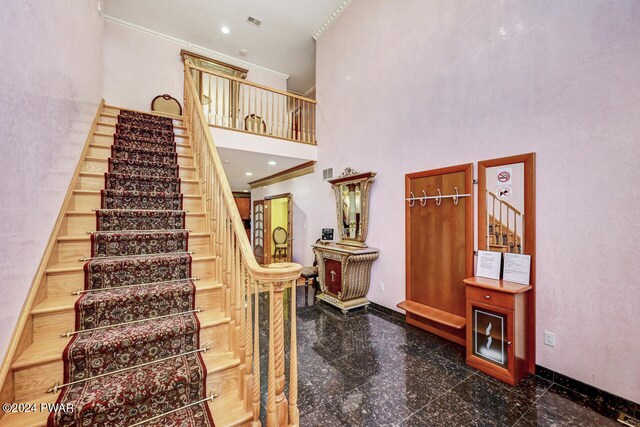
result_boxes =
[73,188,201,198]
[397,300,466,329]
[0,394,55,427]
[46,255,217,274]
[102,106,184,121]
[32,278,221,314]
[210,396,253,427]
[100,112,184,123]
[92,132,191,144]
[57,231,209,242]
[66,210,205,217]
[3,352,240,427]
[84,156,196,170]
[13,307,229,370]
[97,120,188,132]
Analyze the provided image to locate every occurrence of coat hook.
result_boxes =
[420,190,427,207]
[436,189,442,206]
[408,191,415,207]
[453,187,460,205]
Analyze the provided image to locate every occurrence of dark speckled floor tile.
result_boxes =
[299,402,352,426]
[450,374,536,425]
[330,384,412,426]
[409,391,508,427]
[533,385,620,426]
[475,371,553,401]
[259,290,628,427]
[513,404,581,426]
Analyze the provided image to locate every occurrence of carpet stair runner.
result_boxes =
[49,110,215,427]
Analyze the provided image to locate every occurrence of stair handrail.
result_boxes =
[184,59,300,427]
[187,62,316,145]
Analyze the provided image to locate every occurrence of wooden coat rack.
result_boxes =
[398,163,474,345]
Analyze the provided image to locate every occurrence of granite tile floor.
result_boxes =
[255,287,626,426]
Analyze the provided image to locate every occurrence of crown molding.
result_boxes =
[249,161,316,189]
[313,0,352,41]
[103,14,290,80]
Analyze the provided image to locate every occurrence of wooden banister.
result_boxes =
[184,60,301,427]
[187,62,317,145]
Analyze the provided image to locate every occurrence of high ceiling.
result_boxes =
[103,0,346,93]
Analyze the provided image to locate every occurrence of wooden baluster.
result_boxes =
[492,194,496,247]
[305,100,310,143]
[198,70,203,105]
[270,91,274,135]
[506,208,511,251]
[252,86,257,133]
[251,277,261,427]
[513,211,520,254]
[234,240,242,359]
[224,77,229,127]
[499,201,503,245]
[289,278,299,425]
[214,76,219,126]
[259,88,264,134]
[284,95,288,139]
[312,103,316,144]
[207,73,212,123]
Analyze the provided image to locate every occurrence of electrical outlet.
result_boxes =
[379,282,384,292]
[544,331,556,347]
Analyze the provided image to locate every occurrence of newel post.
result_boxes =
[267,281,289,427]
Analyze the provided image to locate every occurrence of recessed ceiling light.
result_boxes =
[245,172,253,176]
[243,190,249,193]
[239,49,248,56]
[268,161,277,166]
[223,160,230,164]
[220,26,230,34]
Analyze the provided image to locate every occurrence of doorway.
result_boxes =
[253,193,293,265]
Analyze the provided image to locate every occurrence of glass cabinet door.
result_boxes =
[471,305,510,369]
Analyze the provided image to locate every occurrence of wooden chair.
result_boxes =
[272,226,288,261]
[244,114,267,134]
[301,265,319,301]
[151,94,182,117]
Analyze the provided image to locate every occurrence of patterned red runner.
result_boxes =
[49,110,214,427]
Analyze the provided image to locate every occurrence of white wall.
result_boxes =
[0,0,104,357]
[273,0,640,403]
[103,19,288,112]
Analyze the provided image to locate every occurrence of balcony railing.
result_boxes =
[188,63,317,145]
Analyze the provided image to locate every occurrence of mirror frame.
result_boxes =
[328,168,376,247]
[478,152,536,373]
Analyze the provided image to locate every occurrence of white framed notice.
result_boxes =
[503,253,531,285]
[476,250,502,280]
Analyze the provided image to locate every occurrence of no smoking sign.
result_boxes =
[495,167,512,185]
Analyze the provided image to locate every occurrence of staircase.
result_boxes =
[0,105,296,427]
[487,191,523,254]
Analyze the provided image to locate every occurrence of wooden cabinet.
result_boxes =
[234,197,251,220]
[464,277,532,385]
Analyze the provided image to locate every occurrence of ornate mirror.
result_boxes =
[328,168,376,247]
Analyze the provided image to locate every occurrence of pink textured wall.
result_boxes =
[0,0,104,358]
[268,0,640,402]
[103,20,288,112]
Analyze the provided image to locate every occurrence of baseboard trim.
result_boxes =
[536,365,639,421]
[369,302,406,323]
